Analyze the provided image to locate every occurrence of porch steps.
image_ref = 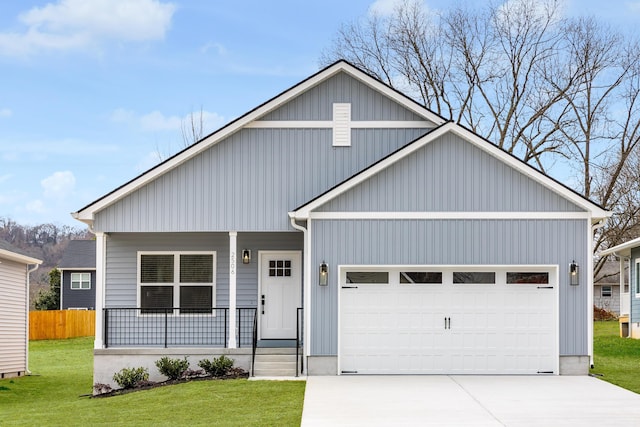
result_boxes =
[252,347,301,377]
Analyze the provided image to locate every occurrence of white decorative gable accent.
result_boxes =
[333,103,351,147]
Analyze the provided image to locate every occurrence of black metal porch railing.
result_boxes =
[103,307,256,348]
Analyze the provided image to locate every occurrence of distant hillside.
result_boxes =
[0,217,92,308]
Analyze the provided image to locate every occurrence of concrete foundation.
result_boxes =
[93,347,252,392]
[559,355,590,375]
[306,356,337,375]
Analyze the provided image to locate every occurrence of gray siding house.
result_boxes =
[0,240,42,378]
[72,61,610,387]
[59,240,96,310]
[600,238,640,337]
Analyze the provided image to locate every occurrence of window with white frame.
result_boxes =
[601,285,612,297]
[71,272,91,290]
[138,252,216,314]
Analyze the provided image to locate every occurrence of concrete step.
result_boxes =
[252,348,302,377]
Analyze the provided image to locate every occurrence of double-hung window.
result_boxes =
[71,272,91,290]
[138,251,216,314]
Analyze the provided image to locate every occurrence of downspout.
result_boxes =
[26,263,40,375]
[289,216,309,375]
[589,219,607,368]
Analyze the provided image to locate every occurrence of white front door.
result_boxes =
[259,251,302,339]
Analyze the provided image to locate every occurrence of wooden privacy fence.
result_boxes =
[29,310,95,340]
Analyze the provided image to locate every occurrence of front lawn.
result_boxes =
[0,337,305,426]
[591,320,640,394]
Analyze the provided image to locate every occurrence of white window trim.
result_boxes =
[137,251,217,315]
[70,272,91,290]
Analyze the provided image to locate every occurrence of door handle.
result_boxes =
[261,295,265,314]
[444,317,451,329]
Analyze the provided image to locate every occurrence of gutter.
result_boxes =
[26,263,40,375]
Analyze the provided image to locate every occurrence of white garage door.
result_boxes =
[339,267,558,375]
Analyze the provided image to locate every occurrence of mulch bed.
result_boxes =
[91,368,249,398]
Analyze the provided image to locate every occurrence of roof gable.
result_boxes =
[290,122,610,221]
[73,61,446,226]
[0,239,42,265]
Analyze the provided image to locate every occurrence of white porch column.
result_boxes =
[228,232,237,348]
[94,232,106,349]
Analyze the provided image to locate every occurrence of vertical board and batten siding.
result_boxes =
[91,71,434,233]
[61,270,96,309]
[318,133,585,213]
[93,128,430,232]
[104,232,303,309]
[261,72,427,122]
[310,219,588,356]
[0,259,27,375]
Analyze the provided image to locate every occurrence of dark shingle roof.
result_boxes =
[0,239,33,258]
[58,240,96,269]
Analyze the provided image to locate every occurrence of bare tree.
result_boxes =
[322,0,640,258]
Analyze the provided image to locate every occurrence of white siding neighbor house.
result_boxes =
[72,61,610,388]
[0,240,42,378]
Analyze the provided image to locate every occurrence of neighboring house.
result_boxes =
[594,261,627,316]
[58,240,96,310]
[72,61,610,387]
[0,240,42,378]
[600,238,640,337]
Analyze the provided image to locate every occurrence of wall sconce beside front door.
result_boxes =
[570,260,579,286]
[319,261,328,286]
[242,249,251,264]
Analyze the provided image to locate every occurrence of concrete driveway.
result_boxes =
[301,375,640,426]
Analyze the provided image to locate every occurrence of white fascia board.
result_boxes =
[74,61,443,222]
[309,211,592,220]
[246,120,432,128]
[0,249,42,265]
[599,237,640,257]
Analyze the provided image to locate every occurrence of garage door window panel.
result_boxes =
[346,271,389,284]
[506,272,549,284]
[400,272,442,284]
[453,272,495,284]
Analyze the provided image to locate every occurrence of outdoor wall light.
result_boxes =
[570,260,579,286]
[242,249,251,264]
[319,261,328,286]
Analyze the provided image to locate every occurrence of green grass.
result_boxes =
[591,320,640,393]
[0,337,305,426]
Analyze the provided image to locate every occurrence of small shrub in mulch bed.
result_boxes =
[93,367,248,398]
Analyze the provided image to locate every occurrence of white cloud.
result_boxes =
[25,199,46,214]
[136,151,163,172]
[628,1,640,13]
[368,0,399,16]
[41,171,76,199]
[140,111,183,131]
[111,108,225,133]
[201,42,227,56]
[0,108,13,117]
[0,0,176,57]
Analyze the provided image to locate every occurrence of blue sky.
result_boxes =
[0,0,638,228]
